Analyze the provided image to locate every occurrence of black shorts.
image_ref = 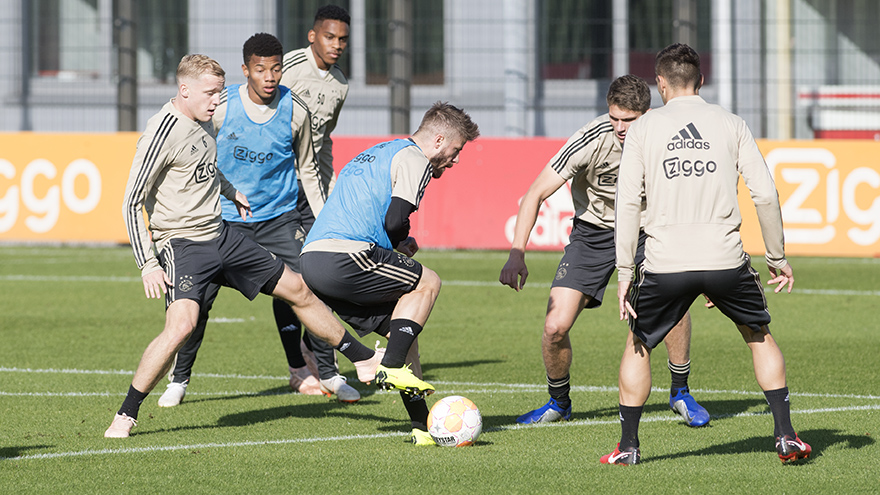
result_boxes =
[551,219,645,309]
[226,209,304,272]
[300,244,423,337]
[157,223,285,309]
[628,255,771,348]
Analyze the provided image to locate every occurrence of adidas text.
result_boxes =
[667,139,711,151]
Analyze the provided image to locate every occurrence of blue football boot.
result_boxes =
[670,387,710,427]
[516,398,572,424]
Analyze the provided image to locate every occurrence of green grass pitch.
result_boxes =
[1,246,878,493]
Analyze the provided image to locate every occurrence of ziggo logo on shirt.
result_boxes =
[233,146,274,164]
[662,157,718,179]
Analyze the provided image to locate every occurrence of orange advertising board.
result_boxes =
[0,133,138,243]
[1,134,878,257]
[740,141,880,257]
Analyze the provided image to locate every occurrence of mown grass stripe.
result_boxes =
[5,403,879,462]
[2,274,879,297]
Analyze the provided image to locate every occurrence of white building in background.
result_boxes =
[0,0,878,139]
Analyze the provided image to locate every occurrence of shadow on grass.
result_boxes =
[215,400,397,427]
[131,387,415,437]
[421,359,505,378]
[180,384,385,406]
[479,397,770,430]
[0,444,53,460]
[642,428,873,464]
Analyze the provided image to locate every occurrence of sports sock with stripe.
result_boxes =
[381,319,422,368]
[668,359,690,394]
[547,373,571,410]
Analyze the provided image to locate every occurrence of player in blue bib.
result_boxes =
[217,83,298,223]
[301,102,480,445]
[305,138,417,249]
[156,33,366,408]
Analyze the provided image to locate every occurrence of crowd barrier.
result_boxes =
[1,133,877,257]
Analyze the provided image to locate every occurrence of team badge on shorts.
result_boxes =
[178,275,194,292]
[398,254,415,267]
[555,263,569,281]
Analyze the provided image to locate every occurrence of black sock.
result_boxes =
[381,319,422,368]
[618,404,643,450]
[547,373,571,410]
[668,359,690,393]
[274,299,306,368]
[764,387,795,438]
[401,391,429,431]
[335,331,374,363]
[118,385,149,420]
[307,333,339,380]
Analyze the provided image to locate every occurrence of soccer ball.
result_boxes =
[427,395,482,447]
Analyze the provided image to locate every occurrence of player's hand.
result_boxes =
[767,262,794,293]
[142,269,172,299]
[396,237,419,257]
[499,249,528,291]
[702,294,715,308]
[618,280,637,321]
[233,190,252,221]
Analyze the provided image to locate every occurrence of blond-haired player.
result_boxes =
[107,54,382,438]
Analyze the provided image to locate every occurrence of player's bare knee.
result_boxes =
[543,318,571,343]
[163,322,196,349]
[274,269,312,307]
[417,267,442,296]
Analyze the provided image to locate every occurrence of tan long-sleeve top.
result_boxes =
[615,95,787,282]
[281,47,349,192]
[122,100,237,277]
[550,114,624,230]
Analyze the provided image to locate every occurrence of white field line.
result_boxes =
[3,366,880,401]
[4,387,880,402]
[4,403,880,462]
[1,432,409,461]
[4,387,880,401]
[1,367,878,462]
[1,273,879,296]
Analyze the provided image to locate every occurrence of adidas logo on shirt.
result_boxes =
[190,144,199,155]
[667,123,711,151]
[302,89,311,99]
[226,132,238,141]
